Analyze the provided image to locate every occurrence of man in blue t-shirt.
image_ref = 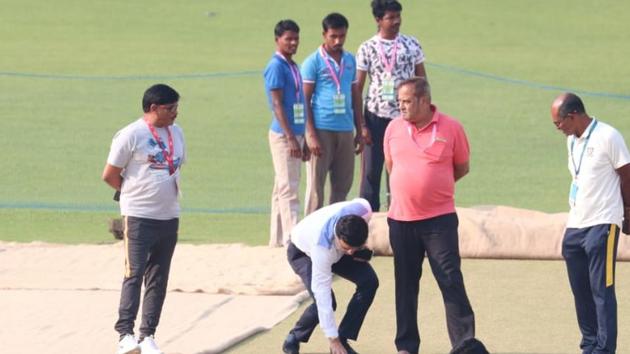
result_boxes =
[302,13,368,216]
[263,19,308,247]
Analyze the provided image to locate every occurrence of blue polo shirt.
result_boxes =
[301,48,356,132]
[264,54,305,135]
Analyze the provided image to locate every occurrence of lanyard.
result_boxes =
[378,36,398,74]
[145,120,175,175]
[319,46,344,94]
[276,52,302,101]
[570,119,598,177]
[407,122,437,150]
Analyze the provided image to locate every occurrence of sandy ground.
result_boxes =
[0,242,307,354]
[2,206,629,354]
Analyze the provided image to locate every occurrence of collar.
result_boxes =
[574,117,596,140]
[377,33,399,42]
[408,104,439,132]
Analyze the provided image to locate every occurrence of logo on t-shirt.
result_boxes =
[147,138,182,171]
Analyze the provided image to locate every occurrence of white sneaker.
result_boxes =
[139,335,164,354]
[117,334,140,354]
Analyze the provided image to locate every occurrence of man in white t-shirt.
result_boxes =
[551,92,630,354]
[282,198,378,354]
[356,0,427,212]
[102,84,186,354]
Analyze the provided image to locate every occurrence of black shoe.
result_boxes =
[340,338,359,354]
[450,338,489,354]
[282,333,300,354]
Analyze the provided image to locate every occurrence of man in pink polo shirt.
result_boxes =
[384,77,487,354]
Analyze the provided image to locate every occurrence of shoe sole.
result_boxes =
[119,347,140,354]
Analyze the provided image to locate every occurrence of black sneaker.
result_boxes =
[340,338,359,354]
[450,338,489,354]
[282,333,300,354]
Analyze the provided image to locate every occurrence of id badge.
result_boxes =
[293,103,305,124]
[569,180,578,207]
[382,77,395,101]
[333,93,346,115]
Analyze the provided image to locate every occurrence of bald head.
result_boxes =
[551,92,586,119]
[550,92,591,136]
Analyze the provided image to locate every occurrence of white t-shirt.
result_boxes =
[290,198,372,338]
[356,33,425,119]
[107,118,186,220]
[566,119,630,228]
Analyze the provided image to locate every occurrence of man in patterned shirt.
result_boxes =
[356,0,427,212]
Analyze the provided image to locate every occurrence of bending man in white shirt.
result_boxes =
[282,198,378,354]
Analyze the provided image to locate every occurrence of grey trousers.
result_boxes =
[114,216,178,337]
[304,129,355,215]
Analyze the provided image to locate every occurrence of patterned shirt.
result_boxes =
[356,34,425,119]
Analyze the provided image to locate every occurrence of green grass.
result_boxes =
[1,0,629,243]
[0,209,268,244]
[2,2,630,353]
[227,257,630,353]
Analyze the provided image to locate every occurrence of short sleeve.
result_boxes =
[607,128,630,169]
[452,121,470,165]
[411,36,425,65]
[356,42,370,72]
[383,122,393,162]
[177,126,186,166]
[348,54,357,82]
[264,60,285,90]
[301,54,318,83]
[107,129,134,169]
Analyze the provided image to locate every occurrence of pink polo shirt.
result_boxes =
[384,105,470,221]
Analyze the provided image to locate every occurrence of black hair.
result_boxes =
[558,93,586,118]
[371,0,403,19]
[142,84,180,113]
[322,12,349,32]
[274,19,300,38]
[335,215,368,247]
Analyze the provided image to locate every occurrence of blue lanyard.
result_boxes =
[570,120,598,177]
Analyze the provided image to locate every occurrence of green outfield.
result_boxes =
[2,1,630,353]
[227,257,630,353]
[2,0,629,244]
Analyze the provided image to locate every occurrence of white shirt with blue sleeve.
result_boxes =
[290,198,372,338]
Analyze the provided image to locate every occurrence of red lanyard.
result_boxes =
[144,120,175,175]
[276,52,302,101]
[378,36,399,74]
[319,46,344,94]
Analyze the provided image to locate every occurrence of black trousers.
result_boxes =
[286,242,379,342]
[388,213,476,354]
[359,110,391,212]
[563,224,619,354]
[114,216,178,337]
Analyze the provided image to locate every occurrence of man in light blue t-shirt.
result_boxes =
[263,19,308,247]
[302,13,368,216]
